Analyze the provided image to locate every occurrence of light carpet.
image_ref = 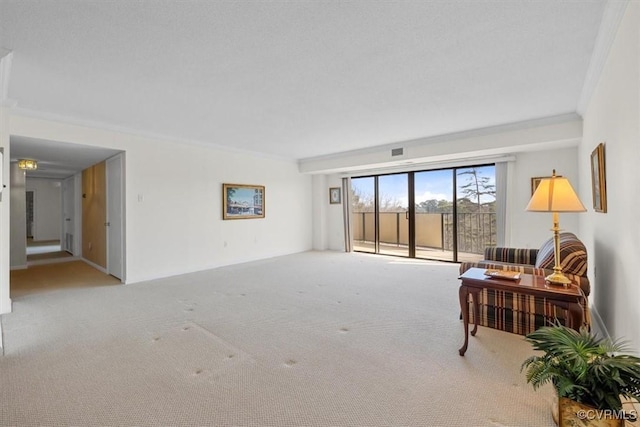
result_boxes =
[0,251,555,426]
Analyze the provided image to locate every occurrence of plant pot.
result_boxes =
[558,397,624,427]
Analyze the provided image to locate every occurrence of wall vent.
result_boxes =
[391,148,404,157]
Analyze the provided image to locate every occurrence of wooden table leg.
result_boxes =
[470,288,480,337]
[552,299,584,331]
[567,301,584,331]
[459,285,470,356]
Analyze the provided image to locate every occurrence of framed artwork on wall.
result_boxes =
[222,183,265,220]
[530,175,561,196]
[329,187,341,204]
[590,142,607,213]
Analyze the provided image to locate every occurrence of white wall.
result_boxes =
[8,114,313,284]
[26,178,62,241]
[311,174,328,250]
[312,173,347,252]
[0,106,11,315]
[326,174,344,251]
[580,2,639,349]
[508,147,581,249]
[9,163,26,268]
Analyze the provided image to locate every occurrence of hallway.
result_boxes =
[10,261,121,299]
[26,238,73,263]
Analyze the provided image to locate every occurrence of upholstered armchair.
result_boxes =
[459,232,590,335]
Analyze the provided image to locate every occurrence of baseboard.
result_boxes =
[27,256,80,267]
[0,315,4,356]
[9,264,28,271]
[81,258,108,275]
[589,303,611,340]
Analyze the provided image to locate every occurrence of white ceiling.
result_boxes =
[10,136,121,179]
[1,0,608,163]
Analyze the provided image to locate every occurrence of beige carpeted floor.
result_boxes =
[1,251,556,426]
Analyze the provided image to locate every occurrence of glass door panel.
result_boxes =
[351,164,497,262]
[378,174,409,257]
[351,177,375,253]
[414,170,454,261]
[456,165,497,263]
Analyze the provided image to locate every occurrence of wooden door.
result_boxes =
[82,161,107,268]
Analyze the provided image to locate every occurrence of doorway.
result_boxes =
[377,173,410,257]
[9,136,126,298]
[106,154,124,280]
[351,164,497,263]
[26,190,34,238]
[24,185,72,264]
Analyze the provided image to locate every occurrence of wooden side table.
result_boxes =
[458,268,585,356]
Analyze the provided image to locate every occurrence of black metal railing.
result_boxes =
[352,211,496,255]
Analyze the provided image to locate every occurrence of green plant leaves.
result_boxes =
[521,321,640,411]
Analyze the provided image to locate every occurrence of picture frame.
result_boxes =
[590,142,607,213]
[530,175,561,196]
[222,183,265,220]
[329,187,341,204]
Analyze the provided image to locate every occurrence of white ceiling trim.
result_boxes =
[577,0,629,115]
[344,155,517,178]
[10,106,298,164]
[299,112,581,165]
[311,135,580,176]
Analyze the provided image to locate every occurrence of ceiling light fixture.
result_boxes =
[18,159,38,170]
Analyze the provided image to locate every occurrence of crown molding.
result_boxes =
[10,107,297,164]
[576,0,629,116]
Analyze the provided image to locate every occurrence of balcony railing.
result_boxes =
[352,212,496,255]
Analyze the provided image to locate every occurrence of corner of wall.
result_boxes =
[312,174,328,250]
[589,303,611,340]
[0,106,12,317]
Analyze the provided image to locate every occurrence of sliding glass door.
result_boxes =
[414,170,454,261]
[456,166,496,262]
[378,173,409,257]
[351,176,376,253]
[350,164,496,263]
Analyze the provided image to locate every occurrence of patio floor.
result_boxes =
[353,241,483,263]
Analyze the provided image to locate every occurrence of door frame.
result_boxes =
[106,153,125,281]
[26,189,35,240]
[61,176,75,254]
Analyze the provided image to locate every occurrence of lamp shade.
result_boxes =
[526,174,586,213]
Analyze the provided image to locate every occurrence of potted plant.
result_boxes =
[521,322,640,426]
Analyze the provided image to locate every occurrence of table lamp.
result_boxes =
[526,170,586,286]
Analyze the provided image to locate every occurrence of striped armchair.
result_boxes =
[459,232,590,335]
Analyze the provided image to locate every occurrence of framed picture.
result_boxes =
[223,183,265,220]
[329,187,341,204]
[531,175,560,196]
[590,143,607,213]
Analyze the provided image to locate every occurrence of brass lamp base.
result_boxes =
[545,272,571,288]
[544,212,572,289]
